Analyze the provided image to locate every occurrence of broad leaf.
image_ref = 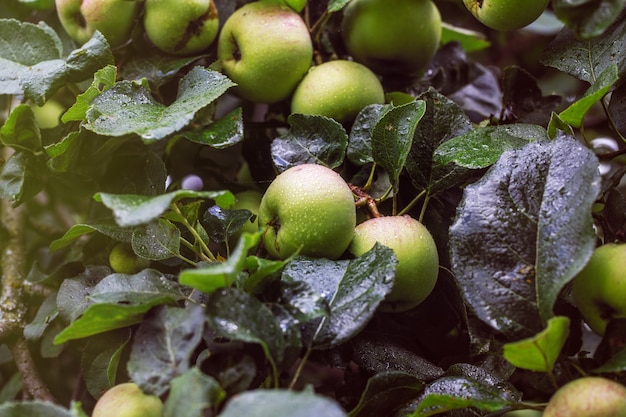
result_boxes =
[127,305,206,396]
[349,371,424,417]
[0,104,42,152]
[219,389,347,417]
[271,113,348,172]
[81,329,132,399]
[503,316,570,372]
[131,219,181,261]
[553,0,626,39]
[62,65,117,123]
[0,401,74,417]
[0,151,44,206]
[347,104,392,165]
[449,136,600,339]
[181,107,244,148]
[50,223,133,252]
[164,368,226,417]
[84,66,235,141]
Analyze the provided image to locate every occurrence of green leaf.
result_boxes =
[23,293,58,340]
[328,0,350,12]
[0,151,43,206]
[50,223,133,252]
[413,393,509,416]
[271,113,348,172]
[121,53,203,90]
[127,305,206,396]
[594,347,626,373]
[219,389,347,417]
[349,371,424,417]
[0,401,74,417]
[164,368,226,417]
[62,65,117,123]
[503,316,570,372]
[241,255,292,294]
[0,104,42,152]
[282,243,396,349]
[553,0,626,39]
[94,189,235,227]
[179,232,260,293]
[202,205,255,244]
[131,219,181,261]
[372,100,425,190]
[434,124,547,169]
[449,137,600,338]
[440,22,490,53]
[54,270,184,344]
[559,64,619,128]
[347,104,392,166]
[84,66,235,142]
[181,107,244,148]
[81,329,132,399]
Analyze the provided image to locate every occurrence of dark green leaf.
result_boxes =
[434,124,547,169]
[56,265,109,323]
[81,329,132,399]
[131,219,181,260]
[84,67,235,142]
[553,0,626,39]
[282,243,396,349]
[372,100,425,190]
[594,346,626,373]
[0,401,74,417]
[278,279,330,324]
[503,316,570,372]
[0,104,42,152]
[349,371,424,417]
[164,368,226,417]
[347,104,392,166]
[50,223,133,251]
[449,137,600,339]
[271,113,348,172]
[241,255,291,294]
[405,89,473,195]
[219,389,347,417]
[182,107,244,148]
[94,189,235,227]
[0,151,44,206]
[202,205,255,244]
[121,53,203,89]
[23,293,58,340]
[128,305,206,396]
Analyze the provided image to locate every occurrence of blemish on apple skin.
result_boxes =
[73,12,87,28]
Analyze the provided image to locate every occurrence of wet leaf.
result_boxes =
[219,389,347,417]
[347,104,392,166]
[182,107,244,149]
[131,219,181,261]
[0,104,42,152]
[164,368,226,417]
[0,401,75,417]
[349,371,424,417]
[81,329,131,399]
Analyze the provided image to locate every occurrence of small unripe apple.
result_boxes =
[463,0,550,31]
[290,60,385,124]
[92,382,163,417]
[258,164,356,259]
[349,215,439,312]
[543,377,626,417]
[341,0,441,77]
[55,0,140,47]
[109,243,151,275]
[572,243,626,336]
[217,1,313,103]
[143,0,219,56]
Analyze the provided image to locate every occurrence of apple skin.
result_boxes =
[572,243,626,336]
[290,60,385,124]
[463,0,550,31]
[341,0,441,77]
[55,0,140,47]
[349,215,439,312]
[259,164,356,260]
[217,1,313,103]
[543,377,626,417]
[92,382,163,417]
[109,243,151,275]
[144,0,219,56]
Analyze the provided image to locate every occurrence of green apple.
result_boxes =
[230,189,263,238]
[463,0,550,31]
[31,100,66,129]
[572,243,626,336]
[543,377,626,417]
[217,1,313,103]
[55,0,140,47]
[109,243,151,275]
[92,382,163,417]
[259,164,356,259]
[144,0,219,56]
[349,215,439,312]
[341,0,441,77]
[290,60,385,124]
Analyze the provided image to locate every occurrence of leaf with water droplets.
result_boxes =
[449,135,600,339]
[84,66,235,142]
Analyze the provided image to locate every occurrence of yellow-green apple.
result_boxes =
[290,60,385,124]
[463,0,550,31]
[109,243,150,275]
[55,0,140,47]
[572,243,626,336]
[217,1,313,103]
[92,382,163,417]
[543,377,626,417]
[259,164,356,259]
[349,215,439,312]
[143,0,219,56]
[341,0,441,77]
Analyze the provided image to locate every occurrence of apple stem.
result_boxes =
[350,184,383,218]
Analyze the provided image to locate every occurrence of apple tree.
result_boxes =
[1,0,626,416]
